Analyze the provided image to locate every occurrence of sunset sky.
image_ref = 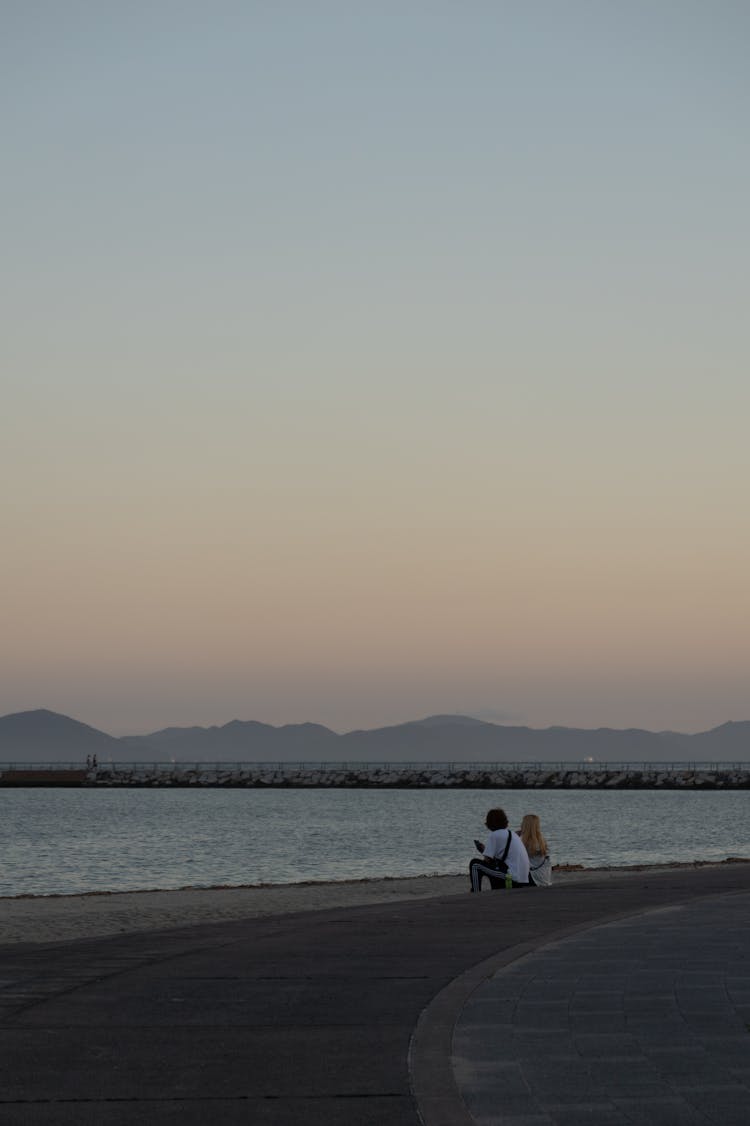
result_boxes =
[2,2,748,736]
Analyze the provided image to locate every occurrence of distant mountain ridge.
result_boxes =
[0,709,120,759]
[1,709,748,764]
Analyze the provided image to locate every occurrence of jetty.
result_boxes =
[1,761,748,788]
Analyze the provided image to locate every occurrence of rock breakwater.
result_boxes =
[87,765,750,789]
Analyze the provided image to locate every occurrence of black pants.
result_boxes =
[469,858,531,892]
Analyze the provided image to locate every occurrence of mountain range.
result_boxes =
[1,709,748,764]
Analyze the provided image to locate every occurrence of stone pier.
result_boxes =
[85,764,750,789]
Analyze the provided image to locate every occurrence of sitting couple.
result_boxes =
[469,808,552,892]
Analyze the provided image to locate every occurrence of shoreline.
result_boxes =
[4,854,749,901]
[1,858,747,947]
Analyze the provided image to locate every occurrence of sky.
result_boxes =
[1,1,748,736]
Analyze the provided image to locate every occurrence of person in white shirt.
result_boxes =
[469,808,531,892]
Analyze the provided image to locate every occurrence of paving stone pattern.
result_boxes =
[453,892,750,1126]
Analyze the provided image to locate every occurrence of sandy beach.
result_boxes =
[2,860,747,946]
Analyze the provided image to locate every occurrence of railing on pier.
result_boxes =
[2,760,748,774]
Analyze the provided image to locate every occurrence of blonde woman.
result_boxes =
[518,814,552,887]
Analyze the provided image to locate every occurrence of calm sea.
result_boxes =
[1,787,748,898]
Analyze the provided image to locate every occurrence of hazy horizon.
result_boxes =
[2,2,748,740]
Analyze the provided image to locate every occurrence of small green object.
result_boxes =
[505,871,513,889]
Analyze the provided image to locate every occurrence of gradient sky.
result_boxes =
[2,1,748,736]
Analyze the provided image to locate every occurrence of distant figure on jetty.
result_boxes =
[518,813,552,886]
[469,808,530,892]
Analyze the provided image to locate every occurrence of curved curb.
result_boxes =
[407,889,744,1126]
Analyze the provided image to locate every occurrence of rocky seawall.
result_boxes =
[86,765,750,789]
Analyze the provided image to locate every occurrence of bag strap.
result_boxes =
[499,830,512,865]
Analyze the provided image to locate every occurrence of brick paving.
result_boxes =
[452,891,750,1125]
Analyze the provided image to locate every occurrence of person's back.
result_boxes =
[519,813,552,886]
[484,826,530,884]
[469,808,530,892]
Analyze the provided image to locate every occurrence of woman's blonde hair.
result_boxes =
[519,814,548,856]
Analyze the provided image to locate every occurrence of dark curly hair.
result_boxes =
[485,808,508,831]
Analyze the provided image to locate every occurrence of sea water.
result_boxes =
[1,786,748,897]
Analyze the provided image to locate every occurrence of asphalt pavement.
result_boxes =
[1,863,749,1125]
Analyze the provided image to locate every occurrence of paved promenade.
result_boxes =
[444,889,750,1125]
[1,865,749,1125]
